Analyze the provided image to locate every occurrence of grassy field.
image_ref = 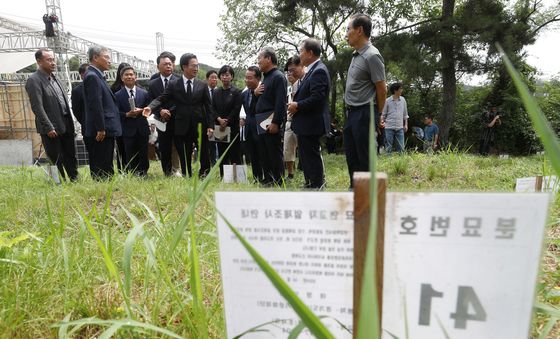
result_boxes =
[0,152,558,338]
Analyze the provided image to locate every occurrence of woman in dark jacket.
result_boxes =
[212,65,242,177]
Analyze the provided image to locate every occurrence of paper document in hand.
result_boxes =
[147,115,167,132]
[239,104,247,119]
[211,125,231,142]
[255,112,274,135]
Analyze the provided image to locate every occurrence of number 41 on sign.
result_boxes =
[382,192,550,339]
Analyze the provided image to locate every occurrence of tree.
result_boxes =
[375,0,559,145]
[218,0,364,116]
[218,0,559,148]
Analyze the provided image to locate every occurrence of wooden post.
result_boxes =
[353,172,387,337]
[535,176,543,192]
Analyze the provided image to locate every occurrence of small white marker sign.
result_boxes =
[515,176,558,192]
[216,192,354,338]
[382,193,550,339]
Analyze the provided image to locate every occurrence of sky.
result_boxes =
[0,0,558,80]
[0,0,226,67]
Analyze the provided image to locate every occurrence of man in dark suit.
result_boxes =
[287,38,331,189]
[255,47,287,186]
[148,52,179,176]
[115,65,151,176]
[71,63,91,155]
[83,46,122,180]
[143,53,214,178]
[240,66,264,183]
[149,51,176,81]
[25,48,78,181]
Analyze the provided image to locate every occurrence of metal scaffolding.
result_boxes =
[0,1,158,158]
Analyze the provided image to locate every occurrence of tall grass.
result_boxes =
[499,44,560,338]
[0,123,558,337]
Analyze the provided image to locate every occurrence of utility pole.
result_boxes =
[156,32,164,56]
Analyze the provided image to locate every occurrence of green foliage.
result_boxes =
[500,45,560,179]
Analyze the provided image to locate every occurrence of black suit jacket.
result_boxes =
[148,77,214,136]
[147,74,177,122]
[292,60,331,136]
[116,86,151,137]
[83,66,122,137]
[71,83,85,127]
[212,86,242,130]
[25,70,74,135]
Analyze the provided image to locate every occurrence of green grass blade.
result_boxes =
[79,210,119,281]
[383,331,400,339]
[101,182,114,225]
[538,316,558,339]
[535,302,560,317]
[54,318,183,338]
[99,323,122,339]
[356,99,380,339]
[217,210,334,339]
[78,209,132,317]
[498,44,560,175]
[45,195,54,234]
[122,207,147,300]
[435,314,451,339]
[232,319,279,339]
[189,213,208,338]
[287,320,306,339]
[57,312,72,338]
[61,238,69,279]
[58,195,65,236]
[168,130,226,254]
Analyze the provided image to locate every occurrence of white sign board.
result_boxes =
[382,193,550,339]
[0,140,32,166]
[515,176,558,193]
[223,164,248,184]
[216,192,354,338]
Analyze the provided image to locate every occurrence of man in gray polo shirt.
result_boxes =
[344,13,387,188]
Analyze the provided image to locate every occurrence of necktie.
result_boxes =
[210,88,214,103]
[248,90,252,107]
[186,80,192,99]
[164,78,168,88]
[129,89,134,98]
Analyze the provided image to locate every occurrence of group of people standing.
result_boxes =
[24,13,397,189]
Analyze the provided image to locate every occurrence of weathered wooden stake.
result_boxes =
[535,175,543,192]
[353,172,387,337]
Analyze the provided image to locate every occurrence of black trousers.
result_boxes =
[256,131,284,185]
[124,134,149,176]
[208,140,218,166]
[298,134,325,189]
[245,122,263,182]
[157,120,175,176]
[216,132,241,177]
[344,104,378,188]
[174,122,210,178]
[90,137,115,180]
[40,115,78,181]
